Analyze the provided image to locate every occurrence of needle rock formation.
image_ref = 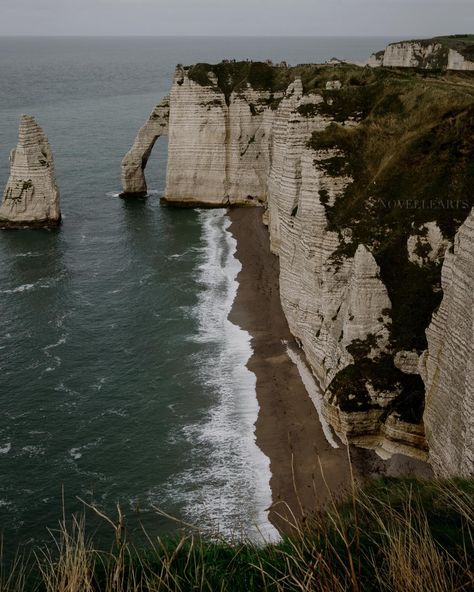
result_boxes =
[0,115,60,228]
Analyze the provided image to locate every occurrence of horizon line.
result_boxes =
[0,33,454,39]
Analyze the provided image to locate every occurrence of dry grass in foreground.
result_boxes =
[1,477,473,592]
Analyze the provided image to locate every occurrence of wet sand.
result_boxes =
[227,207,432,534]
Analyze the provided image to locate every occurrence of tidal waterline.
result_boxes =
[0,36,395,551]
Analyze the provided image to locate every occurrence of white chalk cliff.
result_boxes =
[164,66,279,206]
[420,211,474,476]
[368,38,474,70]
[0,115,60,228]
[123,57,474,474]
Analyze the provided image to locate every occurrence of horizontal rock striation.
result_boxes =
[162,65,279,207]
[420,210,474,476]
[121,96,170,197]
[0,115,60,228]
[125,56,474,471]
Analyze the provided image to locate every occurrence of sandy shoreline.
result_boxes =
[227,207,432,534]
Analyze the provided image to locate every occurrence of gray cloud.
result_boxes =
[1,0,473,36]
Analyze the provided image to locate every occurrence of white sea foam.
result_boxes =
[54,382,79,396]
[68,438,104,462]
[21,445,45,457]
[98,407,128,419]
[15,252,42,258]
[92,377,107,391]
[43,336,67,351]
[0,442,12,454]
[2,275,65,294]
[286,342,339,448]
[42,335,66,373]
[1,283,36,294]
[167,246,201,261]
[106,189,160,198]
[52,311,72,329]
[169,210,279,543]
[69,448,82,460]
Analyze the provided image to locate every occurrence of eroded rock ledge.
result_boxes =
[0,115,60,228]
[123,58,474,474]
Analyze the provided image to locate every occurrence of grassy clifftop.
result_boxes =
[186,61,391,100]
[2,478,473,591]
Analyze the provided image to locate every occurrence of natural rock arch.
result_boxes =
[120,96,170,197]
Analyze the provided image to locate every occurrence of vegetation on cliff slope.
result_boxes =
[305,65,474,419]
[2,478,473,591]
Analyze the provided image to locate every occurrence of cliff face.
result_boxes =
[368,36,474,70]
[0,115,60,228]
[123,60,474,472]
[420,211,474,476]
[163,64,283,206]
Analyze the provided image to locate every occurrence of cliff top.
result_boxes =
[184,60,392,101]
[185,59,474,99]
[186,61,294,99]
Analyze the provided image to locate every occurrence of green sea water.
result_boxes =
[0,36,396,554]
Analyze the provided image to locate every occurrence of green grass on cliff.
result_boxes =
[187,61,295,103]
[305,66,474,420]
[186,61,395,104]
[2,478,473,592]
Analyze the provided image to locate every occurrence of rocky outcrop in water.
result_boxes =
[124,54,474,472]
[121,96,170,196]
[368,36,474,70]
[0,115,60,228]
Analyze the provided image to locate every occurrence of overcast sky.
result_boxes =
[1,0,473,37]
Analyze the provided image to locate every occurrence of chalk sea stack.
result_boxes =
[0,115,61,228]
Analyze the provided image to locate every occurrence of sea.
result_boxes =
[0,36,396,554]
